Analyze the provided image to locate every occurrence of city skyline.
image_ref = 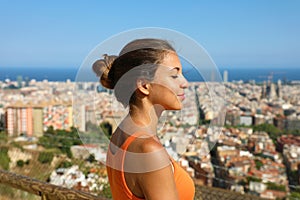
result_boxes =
[1,78,300,199]
[0,1,299,69]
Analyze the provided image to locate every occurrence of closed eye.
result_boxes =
[170,67,180,79]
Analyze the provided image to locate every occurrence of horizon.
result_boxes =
[1,65,300,70]
[1,66,299,83]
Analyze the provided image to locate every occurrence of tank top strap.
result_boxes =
[120,131,153,151]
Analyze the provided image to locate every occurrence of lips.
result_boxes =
[177,94,185,100]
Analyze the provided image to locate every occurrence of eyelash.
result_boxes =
[171,75,179,78]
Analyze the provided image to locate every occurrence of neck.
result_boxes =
[121,103,164,135]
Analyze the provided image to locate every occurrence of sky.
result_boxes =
[0,0,299,69]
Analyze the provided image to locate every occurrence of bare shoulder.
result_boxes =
[124,134,170,173]
[136,135,164,153]
[125,134,179,200]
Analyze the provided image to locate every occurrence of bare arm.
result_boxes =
[138,162,179,200]
[127,138,179,200]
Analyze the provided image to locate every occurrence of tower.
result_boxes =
[261,81,267,99]
[277,79,282,100]
[223,70,228,82]
[17,75,23,88]
[268,83,277,100]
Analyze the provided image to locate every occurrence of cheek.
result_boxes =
[154,78,177,93]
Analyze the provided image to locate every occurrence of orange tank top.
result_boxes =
[106,132,195,200]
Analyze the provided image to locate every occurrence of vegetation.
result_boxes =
[290,192,300,199]
[38,126,83,158]
[101,183,112,199]
[253,123,282,142]
[225,123,284,143]
[254,159,263,170]
[0,146,10,170]
[16,159,30,167]
[225,121,300,139]
[266,182,286,192]
[86,153,96,163]
[286,129,300,137]
[16,160,25,167]
[38,152,54,164]
[287,170,299,188]
[100,121,112,139]
[56,161,73,169]
[10,141,24,150]
[25,159,30,165]
[0,131,7,144]
[246,176,262,183]
[198,119,211,125]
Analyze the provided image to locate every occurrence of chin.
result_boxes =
[167,103,182,111]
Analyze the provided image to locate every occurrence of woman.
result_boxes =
[93,38,195,200]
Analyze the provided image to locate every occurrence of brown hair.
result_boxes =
[92,38,176,107]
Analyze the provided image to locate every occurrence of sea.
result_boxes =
[0,66,300,83]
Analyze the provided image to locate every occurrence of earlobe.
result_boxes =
[136,79,150,96]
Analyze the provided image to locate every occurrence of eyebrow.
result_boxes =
[168,67,180,72]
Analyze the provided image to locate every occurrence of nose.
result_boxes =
[180,75,189,89]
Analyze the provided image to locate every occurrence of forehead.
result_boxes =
[159,52,182,70]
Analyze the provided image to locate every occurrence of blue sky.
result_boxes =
[0,0,299,69]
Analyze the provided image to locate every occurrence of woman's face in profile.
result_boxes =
[149,52,188,110]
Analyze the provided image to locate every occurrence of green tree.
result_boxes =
[38,126,83,158]
[247,176,262,183]
[287,170,299,186]
[25,159,30,165]
[57,161,72,169]
[38,152,54,164]
[253,124,282,141]
[47,126,56,135]
[0,147,10,170]
[254,159,263,170]
[16,160,24,167]
[266,182,286,192]
[86,153,96,163]
[100,122,112,139]
[290,192,300,199]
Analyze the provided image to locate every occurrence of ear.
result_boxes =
[136,78,150,96]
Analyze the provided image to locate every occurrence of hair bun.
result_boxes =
[92,54,117,89]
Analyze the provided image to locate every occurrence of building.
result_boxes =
[5,101,73,137]
[32,107,43,137]
[223,70,228,83]
[6,105,33,137]
[285,117,300,131]
[273,116,286,130]
[240,114,253,126]
[282,144,300,171]
[261,80,282,100]
[276,79,282,99]
[43,103,73,131]
[277,135,300,152]
[225,111,240,126]
[253,114,265,125]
